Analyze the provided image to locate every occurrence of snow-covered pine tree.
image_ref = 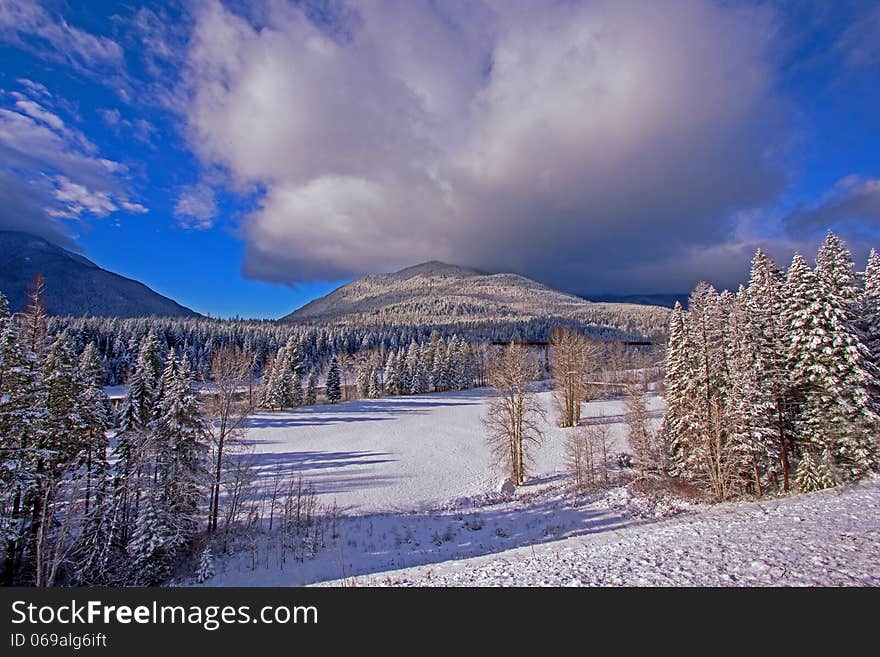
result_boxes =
[457,342,475,390]
[153,355,208,543]
[305,370,318,405]
[42,332,89,478]
[662,302,689,475]
[724,287,772,495]
[325,357,342,403]
[791,234,879,482]
[77,343,110,515]
[135,333,164,401]
[414,344,430,394]
[260,345,284,410]
[859,247,880,410]
[71,478,122,585]
[431,340,447,391]
[356,362,370,398]
[794,448,835,493]
[384,352,400,395]
[745,248,791,491]
[288,343,305,407]
[196,545,215,583]
[441,336,458,391]
[0,294,45,584]
[262,342,296,410]
[404,340,421,394]
[127,490,177,585]
[368,368,382,399]
[112,367,149,550]
[677,282,734,500]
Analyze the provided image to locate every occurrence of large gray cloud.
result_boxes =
[182,0,788,292]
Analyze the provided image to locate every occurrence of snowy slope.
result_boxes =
[240,387,664,512]
[342,478,880,587]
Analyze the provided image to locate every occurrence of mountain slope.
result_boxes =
[284,260,669,334]
[0,231,198,318]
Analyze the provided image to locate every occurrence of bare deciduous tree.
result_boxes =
[567,415,614,490]
[483,343,546,486]
[206,347,254,532]
[550,328,600,427]
[565,426,592,490]
[624,385,656,484]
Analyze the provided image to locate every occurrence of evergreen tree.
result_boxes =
[325,357,342,403]
[262,342,299,410]
[663,302,689,474]
[305,370,318,405]
[795,448,835,493]
[128,491,177,585]
[42,332,88,481]
[77,344,110,515]
[196,545,215,583]
[861,247,880,410]
[356,363,370,398]
[404,340,420,394]
[745,249,791,491]
[288,343,305,407]
[368,368,382,399]
[384,352,400,395]
[0,296,44,584]
[153,355,208,543]
[71,479,122,585]
[787,244,878,483]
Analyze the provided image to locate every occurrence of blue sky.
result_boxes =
[1,0,879,318]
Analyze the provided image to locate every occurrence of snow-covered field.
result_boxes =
[239,387,663,512]
[348,477,880,587]
[199,387,878,587]
[200,387,668,586]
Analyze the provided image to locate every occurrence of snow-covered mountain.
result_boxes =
[0,231,198,317]
[284,260,669,333]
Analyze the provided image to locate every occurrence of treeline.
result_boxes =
[663,232,880,500]
[259,332,488,410]
[49,314,656,387]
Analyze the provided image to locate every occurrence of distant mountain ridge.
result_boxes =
[582,292,689,309]
[0,231,198,318]
[284,260,670,335]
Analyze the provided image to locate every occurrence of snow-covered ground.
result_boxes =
[338,478,880,587]
[199,387,668,586]
[198,387,878,587]
[239,387,663,512]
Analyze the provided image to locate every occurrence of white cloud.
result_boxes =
[174,184,218,229]
[0,82,148,238]
[49,176,118,218]
[13,99,65,132]
[0,0,123,70]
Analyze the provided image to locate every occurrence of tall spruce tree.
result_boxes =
[325,357,342,403]
[305,370,318,405]
[745,249,791,490]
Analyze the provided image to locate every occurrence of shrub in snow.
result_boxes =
[796,451,836,493]
[196,546,215,583]
[498,478,516,497]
